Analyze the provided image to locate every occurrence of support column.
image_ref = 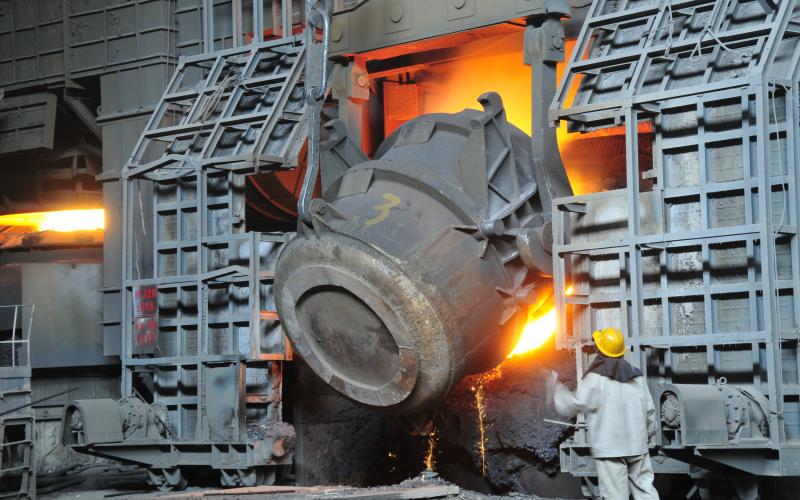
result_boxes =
[332,57,376,154]
[524,17,573,209]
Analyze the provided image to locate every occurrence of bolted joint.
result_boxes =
[523,16,565,65]
[516,223,553,277]
[480,219,505,238]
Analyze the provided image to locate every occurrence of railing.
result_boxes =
[0,304,34,371]
[202,0,350,53]
[0,304,35,499]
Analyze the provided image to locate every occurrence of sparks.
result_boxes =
[0,209,105,232]
[472,367,501,478]
[424,427,437,471]
[473,381,489,477]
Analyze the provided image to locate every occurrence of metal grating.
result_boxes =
[0,304,35,499]
[120,36,305,447]
[551,0,800,131]
[554,0,800,477]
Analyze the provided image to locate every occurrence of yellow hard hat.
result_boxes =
[592,327,625,358]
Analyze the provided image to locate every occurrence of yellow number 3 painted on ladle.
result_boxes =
[365,193,401,227]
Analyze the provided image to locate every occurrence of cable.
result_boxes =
[653,0,676,59]
[769,85,790,338]
[688,0,753,64]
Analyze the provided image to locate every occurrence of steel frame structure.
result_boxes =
[68,36,308,486]
[0,304,35,499]
[552,0,800,483]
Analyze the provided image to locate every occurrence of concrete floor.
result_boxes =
[35,468,558,500]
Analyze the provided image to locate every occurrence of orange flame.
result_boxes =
[0,209,105,232]
[417,34,578,146]
[507,285,573,358]
[507,307,557,357]
[388,32,636,196]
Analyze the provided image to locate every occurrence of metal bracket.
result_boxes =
[299,0,335,225]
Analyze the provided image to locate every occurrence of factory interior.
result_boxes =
[2,0,800,498]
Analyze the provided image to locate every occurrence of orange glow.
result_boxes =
[389,32,655,196]
[0,209,105,232]
[507,286,573,358]
[404,34,612,195]
[419,33,537,136]
[507,307,558,357]
[418,35,578,139]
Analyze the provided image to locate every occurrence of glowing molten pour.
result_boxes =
[507,308,557,357]
[424,427,437,471]
[508,286,573,357]
[0,209,105,232]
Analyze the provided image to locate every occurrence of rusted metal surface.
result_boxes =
[276,93,554,418]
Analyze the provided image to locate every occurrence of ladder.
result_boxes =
[0,304,35,499]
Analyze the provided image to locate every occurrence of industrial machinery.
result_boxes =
[276,95,555,419]
[63,37,305,489]
[552,0,800,494]
[273,0,574,425]
[4,0,789,495]
[59,0,576,489]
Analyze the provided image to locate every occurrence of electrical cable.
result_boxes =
[688,0,753,64]
[653,0,676,59]
[769,85,789,339]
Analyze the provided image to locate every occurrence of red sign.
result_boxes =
[132,317,158,354]
[133,285,158,318]
[132,286,158,355]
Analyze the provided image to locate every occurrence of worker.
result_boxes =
[547,327,658,500]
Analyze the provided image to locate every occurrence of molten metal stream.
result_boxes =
[424,427,437,471]
[508,285,573,357]
[507,308,557,357]
[467,286,575,477]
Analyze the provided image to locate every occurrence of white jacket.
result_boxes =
[554,372,656,458]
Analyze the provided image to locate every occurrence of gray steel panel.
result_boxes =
[329,0,570,56]
[555,0,800,479]
[0,93,57,154]
[1,0,178,91]
[21,263,116,368]
[550,0,794,130]
[70,37,300,477]
[99,63,174,118]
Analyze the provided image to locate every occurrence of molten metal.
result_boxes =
[0,209,105,232]
[507,308,557,358]
[424,427,437,471]
[507,285,573,357]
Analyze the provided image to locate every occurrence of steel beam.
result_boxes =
[328,0,570,56]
